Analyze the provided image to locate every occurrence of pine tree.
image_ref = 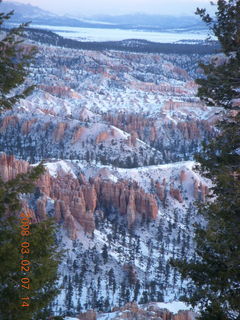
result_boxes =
[102,244,109,264]
[0,166,62,320]
[0,1,36,111]
[0,3,62,319]
[171,1,240,319]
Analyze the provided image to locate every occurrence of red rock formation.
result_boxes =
[180,170,187,183]
[170,183,183,203]
[155,181,165,202]
[150,125,157,142]
[40,85,81,99]
[194,180,209,202]
[77,310,97,320]
[40,174,96,235]
[20,201,37,223]
[95,131,111,144]
[0,115,19,133]
[123,264,138,284]
[200,182,209,202]
[173,310,196,320]
[36,196,47,220]
[78,173,87,185]
[54,200,66,223]
[127,188,137,226]
[130,131,138,147]
[82,185,97,212]
[37,172,52,196]
[107,302,197,320]
[21,119,37,135]
[54,122,68,142]
[72,127,86,143]
[194,180,199,200]
[64,213,77,240]
[0,153,29,182]
[103,111,215,155]
[0,153,160,235]
[0,153,96,237]
[95,178,158,226]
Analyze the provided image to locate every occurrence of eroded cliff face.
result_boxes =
[0,153,159,237]
[37,170,160,236]
[39,85,81,99]
[0,112,163,167]
[0,153,209,240]
[0,154,210,312]
[0,45,219,167]
[92,302,197,320]
[0,43,216,313]
[0,152,29,182]
[103,111,216,162]
[0,153,94,237]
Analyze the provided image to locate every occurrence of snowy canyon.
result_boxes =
[0,38,219,318]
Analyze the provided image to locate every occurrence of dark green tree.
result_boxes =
[102,244,108,264]
[0,166,62,320]
[0,1,36,111]
[171,1,240,319]
[0,3,62,319]
[195,0,240,111]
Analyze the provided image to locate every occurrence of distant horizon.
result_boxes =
[3,0,215,19]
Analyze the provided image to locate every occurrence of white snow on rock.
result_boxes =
[45,160,77,178]
[155,301,190,313]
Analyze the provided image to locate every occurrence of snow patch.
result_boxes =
[45,160,77,178]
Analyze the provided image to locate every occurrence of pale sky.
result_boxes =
[7,0,214,17]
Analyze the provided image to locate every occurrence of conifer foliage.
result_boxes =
[0,2,61,319]
[171,1,240,319]
[0,168,62,320]
[0,1,36,111]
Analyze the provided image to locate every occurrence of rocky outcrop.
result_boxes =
[180,170,187,183]
[155,179,166,202]
[21,119,37,135]
[72,127,86,143]
[95,178,158,226]
[123,264,138,285]
[0,153,29,182]
[37,167,159,232]
[155,179,184,204]
[38,173,96,236]
[39,85,81,99]
[0,153,95,237]
[170,183,183,203]
[54,122,68,142]
[20,201,37,223]
[194,179,209,202]
[95,131,112,144]
[0,115,19,133]
[103,111,216,163]
[127,131,138,147]
[174,310,196,320]
[77,310,97,320]
[0,153,209,241]
[0,153,160,236]
[0,112,162,167]
[102,302,197,320]
[129,81,189,95]
[127,188,137,226]
[36,196,48,220]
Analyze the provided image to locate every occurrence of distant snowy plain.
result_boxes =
[31,24,210,43]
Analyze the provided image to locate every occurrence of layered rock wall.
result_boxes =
[0,154,159,237]
[99,302,197,320]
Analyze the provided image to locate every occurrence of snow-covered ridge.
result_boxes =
[0,40,216,315]
[0,43,219,168]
